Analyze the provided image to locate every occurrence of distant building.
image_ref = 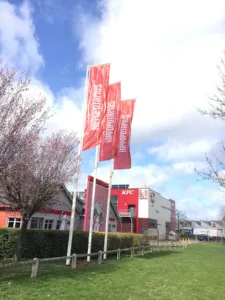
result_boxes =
[0,185,84,230]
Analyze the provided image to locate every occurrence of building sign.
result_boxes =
[150,192,156,204]
[83,176,108,232]
[193,228,207,235]
[139,189,149,200]
[122,190,134,195]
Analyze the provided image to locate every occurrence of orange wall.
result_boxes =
[0,211,22,228]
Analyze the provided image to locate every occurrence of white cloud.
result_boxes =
[75,0,225,145]
[95,163,171,188]
[73,0,225,219]
[211,189,225,206]
[177,197,219,220]
[0,0,83,137]
[26,78,83,136]
[0,0,43,73]
[149,139,216,162]
[173,162,204,175]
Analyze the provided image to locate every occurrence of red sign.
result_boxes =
[100,82,121,161]
[82,64,110,151]
[114,99,136,170]
[121,190,134,195]
[83,176,109,232]
[139,189,149,200]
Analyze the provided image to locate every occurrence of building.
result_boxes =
[0,185,84,230]
[111,185,176,239]
[177,219,225,237]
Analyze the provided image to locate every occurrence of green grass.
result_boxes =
[1,243,225,300]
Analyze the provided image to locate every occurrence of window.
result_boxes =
[7,217,22,229]
[128,205,136,217]
[30,218,43,229]
[44,220,54,230]
[56,220,61,230]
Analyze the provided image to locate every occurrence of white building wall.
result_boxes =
[27,189,80,230]
[138,188,149,218]
[27,211,81,230]
[148,189,171,239]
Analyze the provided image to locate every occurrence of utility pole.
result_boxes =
[194,214,197,241]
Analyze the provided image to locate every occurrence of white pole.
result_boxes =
[66,66,90,265]
[103,159,114,260]
[87,145,100,262]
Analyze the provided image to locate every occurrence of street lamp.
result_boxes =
[194,214,197,241]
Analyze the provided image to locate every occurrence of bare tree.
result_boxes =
[219,205,225,226]
[0,64,79,259]
[197,52,225,187]
[176,210,187,232]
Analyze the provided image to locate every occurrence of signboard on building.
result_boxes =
[193,228,207,235]
[208,229,218,237]
[212,222,216,228]
[150,192,156,204]
[139,189,149,200]
[83,176,108,232]
[122,190,134,195]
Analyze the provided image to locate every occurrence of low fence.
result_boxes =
[0,241,199,279]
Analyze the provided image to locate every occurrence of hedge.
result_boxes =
[0,229,149,259]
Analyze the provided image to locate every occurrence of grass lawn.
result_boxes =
[1,243,225,300]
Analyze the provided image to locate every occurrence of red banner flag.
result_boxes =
[82,64,110,151]
[114,99,136,170]
[99,82,121,161]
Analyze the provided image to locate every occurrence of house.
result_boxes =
[0,185,84,230]
[111,185,176,238]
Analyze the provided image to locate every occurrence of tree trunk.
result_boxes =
[15,217,29,261]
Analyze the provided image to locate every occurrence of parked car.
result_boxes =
[198,235,213,241]
[168,231,179,241]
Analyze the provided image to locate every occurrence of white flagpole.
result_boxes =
[66,66,90,265]
[103,159,114,259]
[87,145,100,262]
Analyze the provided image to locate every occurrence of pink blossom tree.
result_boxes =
[0,64,79,259]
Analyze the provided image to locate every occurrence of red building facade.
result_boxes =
[111,185,176,236]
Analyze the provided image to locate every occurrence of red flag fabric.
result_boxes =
[99,82,121,161]
[82,64,110,151]
[114,99,136,170]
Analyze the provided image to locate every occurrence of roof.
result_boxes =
[88,176,109,188]
[0,184,83,215]
[60,185,83,215]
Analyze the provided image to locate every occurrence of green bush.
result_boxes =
[0,228,148,259]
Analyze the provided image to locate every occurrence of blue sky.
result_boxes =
[1,0,225,219]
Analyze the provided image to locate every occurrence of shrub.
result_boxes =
[0,229,148,259]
